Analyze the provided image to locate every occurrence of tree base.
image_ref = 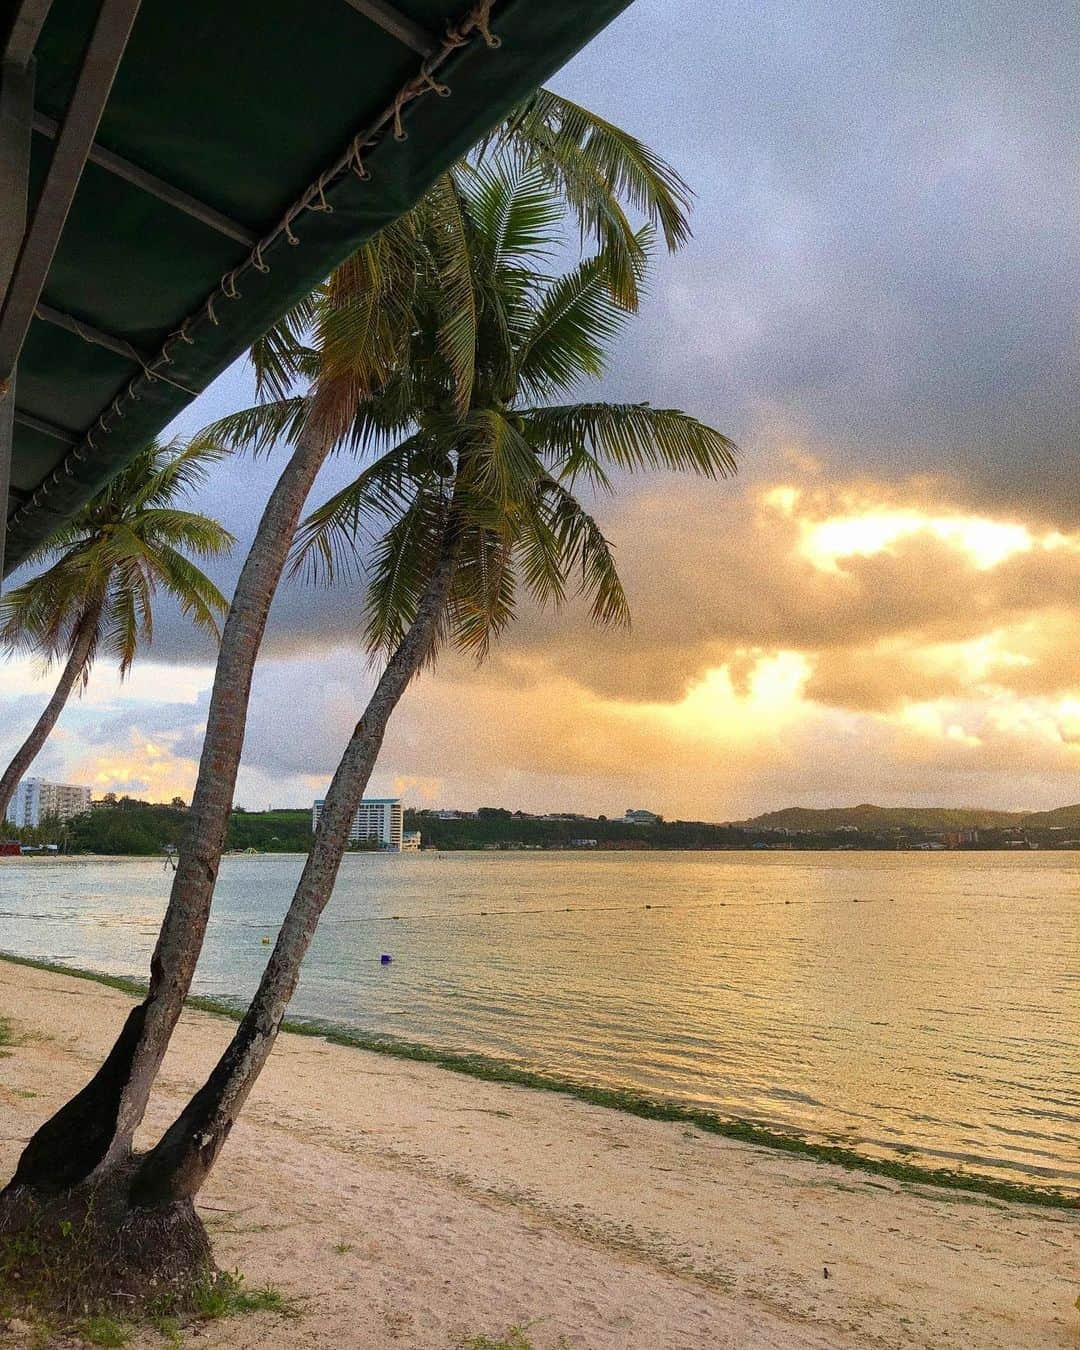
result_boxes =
[0,1161,213,1320]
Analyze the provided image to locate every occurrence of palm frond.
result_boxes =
[151,545,230,640]
[363,488,450,656]
[250,291,319,401]
[482,89,691,307]
[505,90,692,252]
[3,439,234,676]
[524,403,738,481]
[514,238,646,400]
[290,434,436,585]
[189,397,311,458]
[132,440,228,510]
[315,219,424,392]
[425,173,479,413]
[460,158,563,275]
[461,409,541,512]
[447,525,517,658]
[538,476,630,627]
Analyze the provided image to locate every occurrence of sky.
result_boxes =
[2,0,1078,819]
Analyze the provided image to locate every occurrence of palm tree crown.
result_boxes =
[1,440,234,678]
[283,159,735,656]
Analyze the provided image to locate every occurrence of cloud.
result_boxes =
[553,0,1080,522]
[197,467,1080,818]
[4,1,1078,817]
[9,465,1080,818]
[0,658,209,803]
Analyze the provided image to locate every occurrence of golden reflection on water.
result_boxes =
[2,850,1077,1188]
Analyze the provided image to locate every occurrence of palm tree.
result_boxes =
[6,98,698,1287]
[6,94,694,1202]
[0,441,233,823]
[128,160,736,1206]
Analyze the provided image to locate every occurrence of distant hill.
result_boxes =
[1021,803,1080,830]
[732,803,1033,832]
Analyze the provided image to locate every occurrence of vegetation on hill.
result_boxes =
[224,808,313,853]
[736,803,1028,832]
[1021,803,1080,829]
[7,798,1080,856]
[405,809,741,851]
[3,799,313,855]
[67,798,190,855]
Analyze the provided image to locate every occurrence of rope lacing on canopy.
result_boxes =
[29,306,197,399]
[10,0,504,529]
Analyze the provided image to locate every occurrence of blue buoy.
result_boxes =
[380,953,393,965]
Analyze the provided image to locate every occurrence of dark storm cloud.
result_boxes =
[554,0,1079,519]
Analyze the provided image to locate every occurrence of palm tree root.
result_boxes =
[0,1161,213,1320]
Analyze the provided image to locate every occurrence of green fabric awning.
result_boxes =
[1,0,631,574]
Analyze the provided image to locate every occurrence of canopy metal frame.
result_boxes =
[0,44,36,576]
[0,0,144,383]
[0,0,449,577]
[31,110,258,248]
[1,0,633,578]
[1,0,142,574]
[3,0,53,69]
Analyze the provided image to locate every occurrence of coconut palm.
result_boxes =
[0,441,233,823]
[7,98,697,1281]
[127,160,736,1206]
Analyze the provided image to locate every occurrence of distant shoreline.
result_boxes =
[4,845,1079,860]
[6,847,1080,858]
[12,797,1080,857]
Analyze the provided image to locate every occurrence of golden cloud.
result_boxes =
[357,470,1080,813]
[6,468,1080,817]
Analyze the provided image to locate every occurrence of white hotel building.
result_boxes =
[311,797,404,851]
[5,777,92,829]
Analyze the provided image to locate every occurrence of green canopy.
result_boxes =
[0,0,631,575]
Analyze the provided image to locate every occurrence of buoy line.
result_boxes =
[280,891,897,929]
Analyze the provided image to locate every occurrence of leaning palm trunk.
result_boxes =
[132,538,457,1206]
[9,407,336,1194]
[0,600,101,822]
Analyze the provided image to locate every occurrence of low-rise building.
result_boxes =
[623,807,661,825]
[311,797,404,851]
[4,777,92,829]
[402,830,422,851]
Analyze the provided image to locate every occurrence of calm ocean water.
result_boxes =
[1,850,1077,1190]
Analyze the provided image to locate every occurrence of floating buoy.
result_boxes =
[380,953,393,965]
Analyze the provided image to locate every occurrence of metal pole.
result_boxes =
[0,58,34,581]
[0,0,143,385]
[3,1,54,68]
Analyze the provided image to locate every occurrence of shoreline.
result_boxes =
[2,956,1076,1348]
[1,950,1074,1211]
[6,846,1080,859]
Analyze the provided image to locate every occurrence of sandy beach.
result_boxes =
[0,959,1075,1349]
